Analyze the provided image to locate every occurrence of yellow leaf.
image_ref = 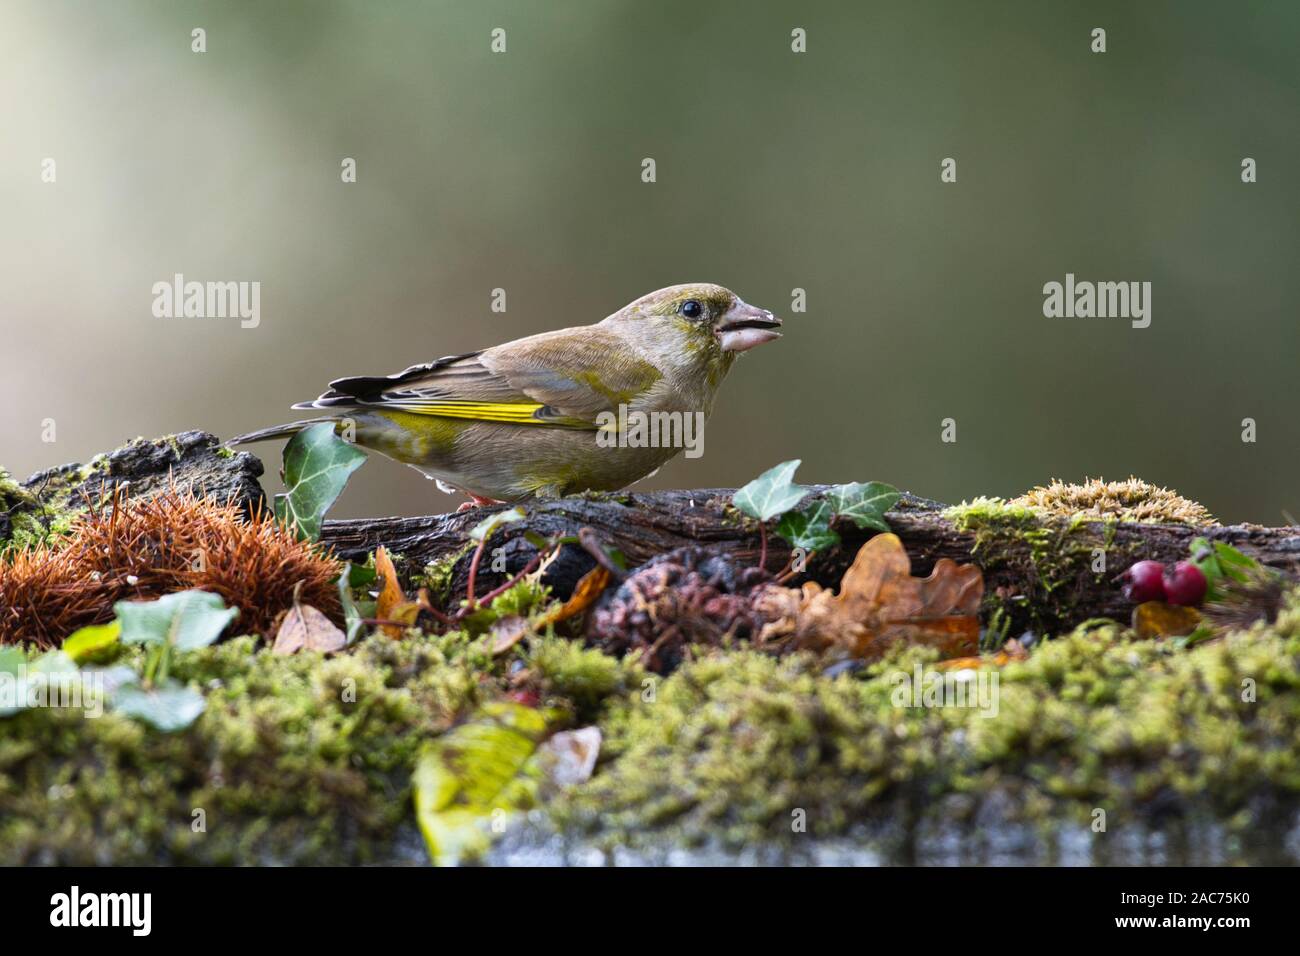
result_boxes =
[1132,601,1201,640]
[538,566,611,628]
[374,546,407,638]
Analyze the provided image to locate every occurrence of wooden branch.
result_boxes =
[319,489,1300,633]
[18,431,1297,636]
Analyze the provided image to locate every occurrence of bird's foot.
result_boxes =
[456,494,505,513]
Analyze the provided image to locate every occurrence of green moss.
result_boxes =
[0,469,80,552]
[944,497,1125,636]
[419,545,473,606]
[529,634,644,721]
[0,633,484,864]
[6,569,1300,863]
[552,611,1300,852]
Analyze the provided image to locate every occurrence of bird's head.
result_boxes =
[604,283,783,361]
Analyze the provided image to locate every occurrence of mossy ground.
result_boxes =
[0,469,79,552]
[4,590,1300,863]
[552,614,1300,855]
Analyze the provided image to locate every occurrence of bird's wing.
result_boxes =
[294,327,663,428]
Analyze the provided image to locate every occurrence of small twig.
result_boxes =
[472,549,549,610]
[774,550,812,586]
[577,527,627,581]
[464,535,490,610]
[758,521,768,572]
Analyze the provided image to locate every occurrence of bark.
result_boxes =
[319,489,1300,632]
[21,430,265,515]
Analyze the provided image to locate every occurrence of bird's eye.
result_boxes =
[680,299,704,319]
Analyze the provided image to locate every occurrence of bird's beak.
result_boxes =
[715,300,783,353]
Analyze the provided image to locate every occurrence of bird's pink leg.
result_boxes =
[456,493,506,513]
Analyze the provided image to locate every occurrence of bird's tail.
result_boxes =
[226,417,337,446]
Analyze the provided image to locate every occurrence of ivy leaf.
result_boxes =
[112,682,206,732]
[273,423,367,541]
[115,590,238,650]
[775,498,841,551]
[469,507,526,542]
[733,460,809,522]
[828,481,900,532]
[412,702,552,866]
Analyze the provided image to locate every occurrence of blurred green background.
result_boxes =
[2,0,1297,522]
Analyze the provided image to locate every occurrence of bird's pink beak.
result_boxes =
[716,300,782,353]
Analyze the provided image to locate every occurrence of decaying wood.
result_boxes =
[319,489,1300,632]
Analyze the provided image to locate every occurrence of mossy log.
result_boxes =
[15,431,1299,636]
[320,491,1300,633]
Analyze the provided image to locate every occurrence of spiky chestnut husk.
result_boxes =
[585,547,768,674]
[0,488,342,647]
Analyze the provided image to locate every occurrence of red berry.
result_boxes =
[1163,561,1207,606]
[1122,560,1167,603]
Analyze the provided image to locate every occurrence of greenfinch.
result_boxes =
[230,283,781,504]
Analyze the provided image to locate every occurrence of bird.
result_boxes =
[229,283,782,507]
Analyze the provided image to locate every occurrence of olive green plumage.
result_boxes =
[231,283,782,503]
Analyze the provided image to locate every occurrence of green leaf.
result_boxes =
[775,498,841,552]
[337,563,367,646]
[1189,537,1260,602]
[273,423,367,541]
[115,590,238,650]
[469,507,525,543]
[0,649,80,718]
[0,646,27,677]
[828,481,900,532]
[412,702,551,866]
[733,460,809,522]
[346,561,378,588]
[62,620,122,663]
[112,682,206,732]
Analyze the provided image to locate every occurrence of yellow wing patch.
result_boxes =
[388,400,549,425]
